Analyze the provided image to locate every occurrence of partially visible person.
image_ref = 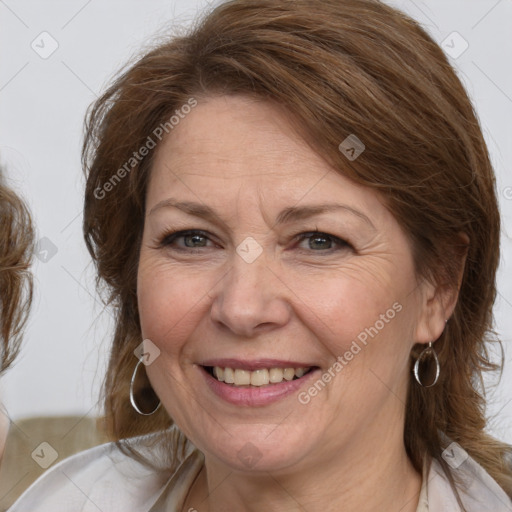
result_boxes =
[0,166,34,458]
[0,172,108,512]
[0,167,34,373]
[0,166,33,462]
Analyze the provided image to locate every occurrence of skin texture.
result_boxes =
[137,95,455,512]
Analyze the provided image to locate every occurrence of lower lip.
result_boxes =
[201,367,320,407]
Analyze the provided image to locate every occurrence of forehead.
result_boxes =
[152,95,327,180]
[147,95,385,222]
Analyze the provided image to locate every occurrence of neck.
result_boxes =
[186,427,422,512]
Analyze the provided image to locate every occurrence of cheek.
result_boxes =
[295,266,403,343]
[137,258,211,352]
[295,265,414,392]
[300,276,412,408]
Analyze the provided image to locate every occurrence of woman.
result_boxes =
[0,168,34,457]
[10,0,512,510]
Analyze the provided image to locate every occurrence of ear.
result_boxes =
[414,232,469,344]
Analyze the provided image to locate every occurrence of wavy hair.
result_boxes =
[0,169,34,373]
[82,0,512,500]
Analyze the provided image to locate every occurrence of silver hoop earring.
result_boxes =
[413,341,440,388]
[129,359,161,416]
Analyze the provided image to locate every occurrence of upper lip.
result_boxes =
[199,359,317,371]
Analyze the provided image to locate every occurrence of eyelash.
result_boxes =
[158,229,352,254]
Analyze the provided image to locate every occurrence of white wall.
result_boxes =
[1,0,511,443]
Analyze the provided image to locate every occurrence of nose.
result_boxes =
[210,251,291,338]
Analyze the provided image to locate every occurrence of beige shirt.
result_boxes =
[9,427,512,512]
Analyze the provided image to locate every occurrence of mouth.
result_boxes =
[199,358,321,406]
[203,365,317,387]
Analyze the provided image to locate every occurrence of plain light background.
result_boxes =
[1,0,511,443]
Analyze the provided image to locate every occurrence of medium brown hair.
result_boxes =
[0,169,34,373]
[82,0,512,498]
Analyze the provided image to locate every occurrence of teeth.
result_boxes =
[224,367,234,384]
[269,368,284,383]
[295,368,306,378]
[283,368,295,381]
[211,366,310,386]
[250,369,269,386]
[234,369,251,386]
[214,367,224,382]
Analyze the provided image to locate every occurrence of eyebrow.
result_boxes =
[149,199,375,230]
[276,204,375,229]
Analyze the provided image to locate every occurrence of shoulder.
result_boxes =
[9,426,201,512]
[427,452,512,511]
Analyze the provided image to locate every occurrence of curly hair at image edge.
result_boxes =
[0,169,34,373]
[81,0,512,502]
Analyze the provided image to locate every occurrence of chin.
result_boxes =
[195,424,316,473]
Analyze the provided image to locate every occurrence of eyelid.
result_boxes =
[158,229,218,251]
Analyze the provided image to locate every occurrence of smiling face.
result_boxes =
[137,95,439,474]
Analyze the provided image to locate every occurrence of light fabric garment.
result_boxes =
[0,415,108,511]
[9,426,512,512]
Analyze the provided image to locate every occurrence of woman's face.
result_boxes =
[138,95,440,474]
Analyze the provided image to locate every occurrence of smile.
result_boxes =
[199,361,321,407]
[206,366,313,386]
